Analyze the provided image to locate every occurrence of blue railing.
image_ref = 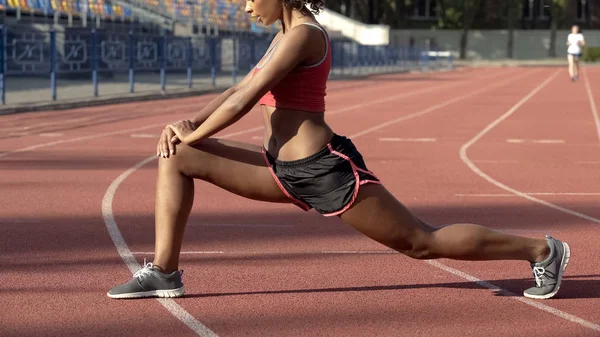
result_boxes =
[0,25,453,105]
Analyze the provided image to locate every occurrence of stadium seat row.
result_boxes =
[0,0,133,19]
[138,0,279,31]
[0,0,280,32]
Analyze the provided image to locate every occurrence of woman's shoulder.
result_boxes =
[277,23,327,49]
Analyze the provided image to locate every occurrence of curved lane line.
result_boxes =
[458,70,600,332]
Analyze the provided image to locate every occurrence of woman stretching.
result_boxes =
[107,0,570,301]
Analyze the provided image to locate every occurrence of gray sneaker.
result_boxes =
[523,235,571,299]
[107,262,185,299]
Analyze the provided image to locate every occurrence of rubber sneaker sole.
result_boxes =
[107,286,185,299]
[523,242,571,300]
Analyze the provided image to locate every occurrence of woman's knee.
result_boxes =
[158,142,209,179]
[388,228,437,260]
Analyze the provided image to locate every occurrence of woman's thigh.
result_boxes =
[338,183,431,251]
[162,138,292,204]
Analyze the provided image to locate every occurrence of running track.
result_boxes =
[1,67,600,337]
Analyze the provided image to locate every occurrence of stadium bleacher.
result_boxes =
[0,0,280,34]
[134,0,281,33]
[1,0,133,20]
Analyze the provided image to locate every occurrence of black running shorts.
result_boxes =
[261,134,381,216]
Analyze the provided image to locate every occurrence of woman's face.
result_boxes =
[245,0,282,26]
[572,25,579,34]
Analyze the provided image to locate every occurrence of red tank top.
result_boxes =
[253,23,331,113]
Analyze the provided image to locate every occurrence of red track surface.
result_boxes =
[2,67,600,337]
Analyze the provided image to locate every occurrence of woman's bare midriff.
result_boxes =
[260,104,334,161]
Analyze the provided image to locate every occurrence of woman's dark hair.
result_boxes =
[283,0,325,15]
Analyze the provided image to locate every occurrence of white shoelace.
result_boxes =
[533,266,546,287]
[134,261,155,280]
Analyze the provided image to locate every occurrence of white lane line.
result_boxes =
[39,133,64,137]
[132,251,226,255]
[102,128,263,337]
[455,192,600,197]
[130,134,158,138]
[472,159,520,164]
[132,250,398,255]
[498,229,561,233]
[0,123,167,159]
[583,68,600,147]
[532,139,565,144]
[474,160,600,165]
[349,71,537,139]
[506,139,565,144]
[326,68,518,117]
[459,70,600,332]
[427,260,600,332]
[134,243,577,255]
[0,116,93,132]
[193,223,294,228]
[0,100,211,134]
[379,137,437,142]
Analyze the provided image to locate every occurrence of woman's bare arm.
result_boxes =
[181,27,318,145]
[189,71,254,127]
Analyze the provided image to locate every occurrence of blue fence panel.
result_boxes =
[97,32,131,72]
[166,36,190,71]
[60,33,92,74]
[133,35,162,71]
[5,26,52,76]
[1,25,5,105]
[190,38,212,72]
[0,25,453,105]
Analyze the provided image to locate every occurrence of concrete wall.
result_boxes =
[314,8,390,46]
[390,29,600,60]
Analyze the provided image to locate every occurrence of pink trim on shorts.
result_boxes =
[323,144,381,217]
[261,148,312,211]
[360,179,382,185]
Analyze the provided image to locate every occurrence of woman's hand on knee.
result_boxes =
[157,125,179,158]
[157,127,173,158]
[156,120,197,158]
[167,120,196,145]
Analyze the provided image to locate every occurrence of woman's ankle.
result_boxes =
[532,241,551,263]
